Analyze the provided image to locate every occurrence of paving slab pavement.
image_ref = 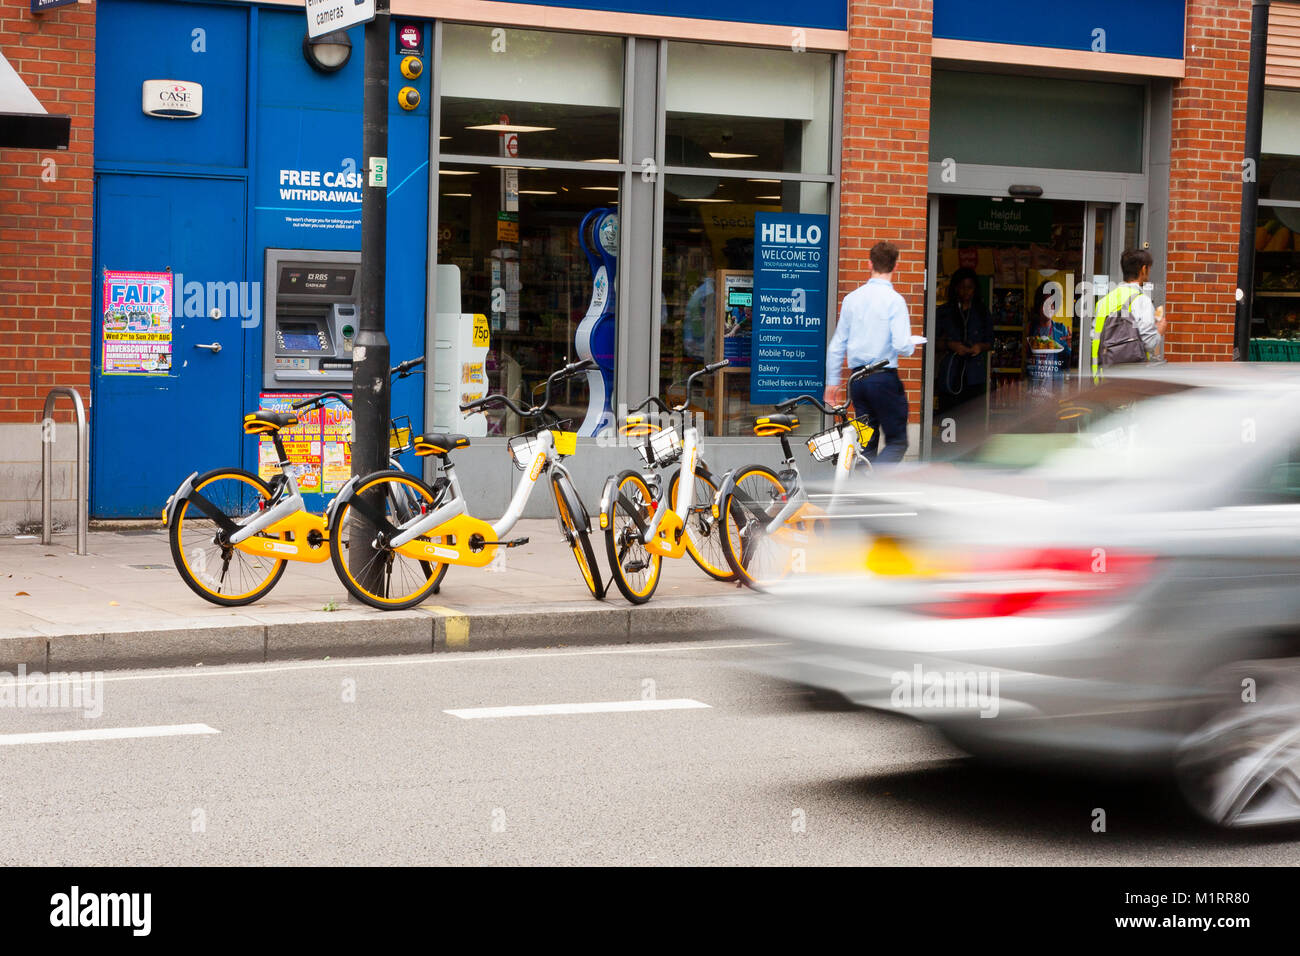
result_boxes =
[0,521,759,670]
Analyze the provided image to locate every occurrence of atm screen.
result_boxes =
[280,323,324,351]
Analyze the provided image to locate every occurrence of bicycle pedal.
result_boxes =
[503,537,529,548]
[625,560,648,573]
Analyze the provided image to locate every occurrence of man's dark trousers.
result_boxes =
[850,367,908,464]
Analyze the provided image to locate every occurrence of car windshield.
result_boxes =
[957,380,1294,481]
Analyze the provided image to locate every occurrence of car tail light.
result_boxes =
[917,547,1155,619]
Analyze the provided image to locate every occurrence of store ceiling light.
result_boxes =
[755,195,782,201]
[747,178,780,183]
[708,152,757,160]
[681,198,732,203]
[438,169,479,176]
[465,123,556,133]
[518,190,557,195]
[302,30,352,73]
[587,158,620,164]
[443,193,472,197]
[581,186,619,192]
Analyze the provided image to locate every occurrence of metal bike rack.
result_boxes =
[40,386,88,556]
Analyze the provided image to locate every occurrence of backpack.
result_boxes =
[1099,288,1147,367]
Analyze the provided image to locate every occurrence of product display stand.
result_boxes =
[713,269,753,435]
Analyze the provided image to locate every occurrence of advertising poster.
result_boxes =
[257,393,326,494]
[720,272,752,368]
[750,213,829,404]
[320,401,353,492]
[1026,268,1073,397]
[101,270,173,375]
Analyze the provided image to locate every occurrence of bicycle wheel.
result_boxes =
[328,470,447,610]
[668,465,735,581]
[169,468,288,606]
[551,473,604,600]
[603,470,662,605]
[718,464,791,590]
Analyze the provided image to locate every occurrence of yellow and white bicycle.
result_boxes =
[598,360,733,604]
[712,360,889,589]
[325,360,604,609]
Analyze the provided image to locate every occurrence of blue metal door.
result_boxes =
[92,174,247,517]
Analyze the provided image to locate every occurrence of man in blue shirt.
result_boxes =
[823,241,916,464]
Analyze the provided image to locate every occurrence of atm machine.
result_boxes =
[258,248,365,501]
[262,248,362,388]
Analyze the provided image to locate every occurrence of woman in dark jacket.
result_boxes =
[935,267,993,413]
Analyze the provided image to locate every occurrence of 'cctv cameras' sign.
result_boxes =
[305,0,374,39]
[141,80,203,119]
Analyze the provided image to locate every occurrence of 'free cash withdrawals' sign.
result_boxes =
[750,212,829,404]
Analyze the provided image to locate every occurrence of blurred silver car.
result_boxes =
[749,363,1300,829]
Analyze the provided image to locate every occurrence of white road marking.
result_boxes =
[0,723,219,746]
[445,699,711,720]
[87,642,788,685]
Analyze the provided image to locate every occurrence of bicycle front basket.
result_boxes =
[636,425,682,467]
[507,420,574,471]
[807,419,872,462]
[389,416,413,453]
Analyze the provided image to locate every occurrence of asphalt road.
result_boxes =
[1,639,1298,866]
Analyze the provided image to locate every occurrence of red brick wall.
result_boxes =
[1165,0,1250,360]
[0,0,94,423]
[838,0,932,422]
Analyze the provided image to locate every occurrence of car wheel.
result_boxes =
[1174,658,1300,829]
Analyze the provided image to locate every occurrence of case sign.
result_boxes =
[141,80,203,120]
[101,270,173,376]
[750,213,829,404]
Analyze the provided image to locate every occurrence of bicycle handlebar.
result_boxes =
[292,390,353,411]
[287,357,427,413]
[392,355,425,378]
[459,359,597,418]
[622,361,728,426]
[775,361,890,417]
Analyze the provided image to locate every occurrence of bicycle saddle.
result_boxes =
[619,415,659,438]
[753,414,798,437]
[415,433,471,456]
[243,411,299,434]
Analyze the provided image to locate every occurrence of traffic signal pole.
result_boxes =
[350,0,391,595]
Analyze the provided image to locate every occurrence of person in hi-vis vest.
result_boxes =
[1091,248,1167,382]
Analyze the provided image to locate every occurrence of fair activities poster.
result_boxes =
[101,270,173,375]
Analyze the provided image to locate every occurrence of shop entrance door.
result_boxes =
[91,174,247,517]
[1081,201,1117,381]
[923,195,1091,454]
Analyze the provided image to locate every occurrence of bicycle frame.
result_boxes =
[329,423,574,570]
[639,420,700,560]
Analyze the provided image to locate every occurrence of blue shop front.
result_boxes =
[90,0,849,517]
